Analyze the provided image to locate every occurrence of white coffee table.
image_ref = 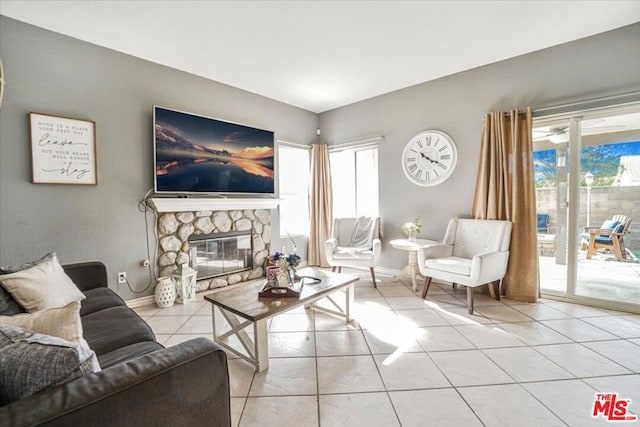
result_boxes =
[389,239,440,291]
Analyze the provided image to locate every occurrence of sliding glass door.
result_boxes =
[534,105,640,312]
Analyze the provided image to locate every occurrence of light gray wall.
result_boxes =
[0,17,318,300]
[319,23,640,270]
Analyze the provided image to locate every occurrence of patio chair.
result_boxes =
[583,215,632,260]
[537,214,550,233]
[325,216,382,287]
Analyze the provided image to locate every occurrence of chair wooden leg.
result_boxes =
[467,286,474,314]
[492,280,501,301]
[452,283,457,290]
[369,267,377,288]
[421,277,432,299]
[338,267,342,273]
[331,266,336,272]
[587,235,596,259]
[612,236,624,260]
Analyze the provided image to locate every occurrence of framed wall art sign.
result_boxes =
[29,112,97,185]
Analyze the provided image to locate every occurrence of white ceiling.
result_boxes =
[2,1,640,113]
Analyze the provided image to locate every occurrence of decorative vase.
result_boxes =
[276,269,293,287]
[154,277,176,308]
[408,230,417,242]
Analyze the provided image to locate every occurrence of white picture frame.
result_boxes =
[29,112,97,185]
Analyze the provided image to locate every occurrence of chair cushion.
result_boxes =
[594,236,613,244]
[332,247,374,260]
[613,223,626,234]
[0,325,99,405]
[599,220,619,237]
[425,257,472,276]
[0,253,85,312]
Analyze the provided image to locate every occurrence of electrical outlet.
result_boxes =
[117,272,127,284]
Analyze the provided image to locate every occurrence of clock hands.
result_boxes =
[418,151,447,168]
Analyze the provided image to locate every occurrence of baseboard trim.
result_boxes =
[126,295,155,308]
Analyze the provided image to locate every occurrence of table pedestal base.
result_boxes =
[393,250,425,291]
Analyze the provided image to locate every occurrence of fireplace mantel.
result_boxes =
[149,197,280,212]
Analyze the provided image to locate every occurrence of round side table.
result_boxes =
[389,239,439,291]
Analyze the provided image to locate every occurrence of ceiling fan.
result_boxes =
[533,118,625,144]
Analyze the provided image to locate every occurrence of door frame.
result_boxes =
[534,101,640,313]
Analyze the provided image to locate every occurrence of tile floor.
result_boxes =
[134,269,640,427]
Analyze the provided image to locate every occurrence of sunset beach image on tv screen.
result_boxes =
[154,107,275,194]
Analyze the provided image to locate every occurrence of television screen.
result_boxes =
[154,106,275,195]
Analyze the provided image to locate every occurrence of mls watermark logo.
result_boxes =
[592,393,638,422]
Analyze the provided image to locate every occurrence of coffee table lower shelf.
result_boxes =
[205,269,357,372]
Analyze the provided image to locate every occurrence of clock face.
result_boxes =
[401,130,458,187]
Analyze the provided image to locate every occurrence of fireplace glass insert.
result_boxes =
[188,231,253,280]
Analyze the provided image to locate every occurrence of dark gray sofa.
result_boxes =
[0,261,231,427]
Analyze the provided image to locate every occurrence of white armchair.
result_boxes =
[417,218,512,314]
[325,217,381,287]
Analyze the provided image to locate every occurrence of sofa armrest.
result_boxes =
[63,262,108,292]
[0,338,231,427]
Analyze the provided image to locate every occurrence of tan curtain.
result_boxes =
[472,107,538,302]
[308,144,333,266]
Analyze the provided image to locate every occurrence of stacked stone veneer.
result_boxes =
[157,209,271,292]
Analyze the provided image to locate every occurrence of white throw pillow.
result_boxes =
[0,301,84,343]
[0,253,85,312]
[0,302,101,375]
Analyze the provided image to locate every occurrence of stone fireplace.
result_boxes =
[156,208,271,292]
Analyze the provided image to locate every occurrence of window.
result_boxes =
[278,144,310,236]
[330,145,379,218]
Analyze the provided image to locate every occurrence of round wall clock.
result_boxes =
[401,130,458,187]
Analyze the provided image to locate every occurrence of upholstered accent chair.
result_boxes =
[325,217,381,287]
[582,215,632,260]
[416,218,512,314]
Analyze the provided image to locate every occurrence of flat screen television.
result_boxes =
[153,106,275,195]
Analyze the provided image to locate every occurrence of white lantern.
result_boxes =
[172,263,197,304]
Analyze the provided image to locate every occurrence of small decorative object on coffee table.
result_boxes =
[402,217,422,242]
[172,263,197,304]
[154,276,176,308]
[269,251,300,287]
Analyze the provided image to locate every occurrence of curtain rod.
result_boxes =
[534,90,640,115]
[500,90,640,117]
[329,135,384,151]
[277,139,310,149]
